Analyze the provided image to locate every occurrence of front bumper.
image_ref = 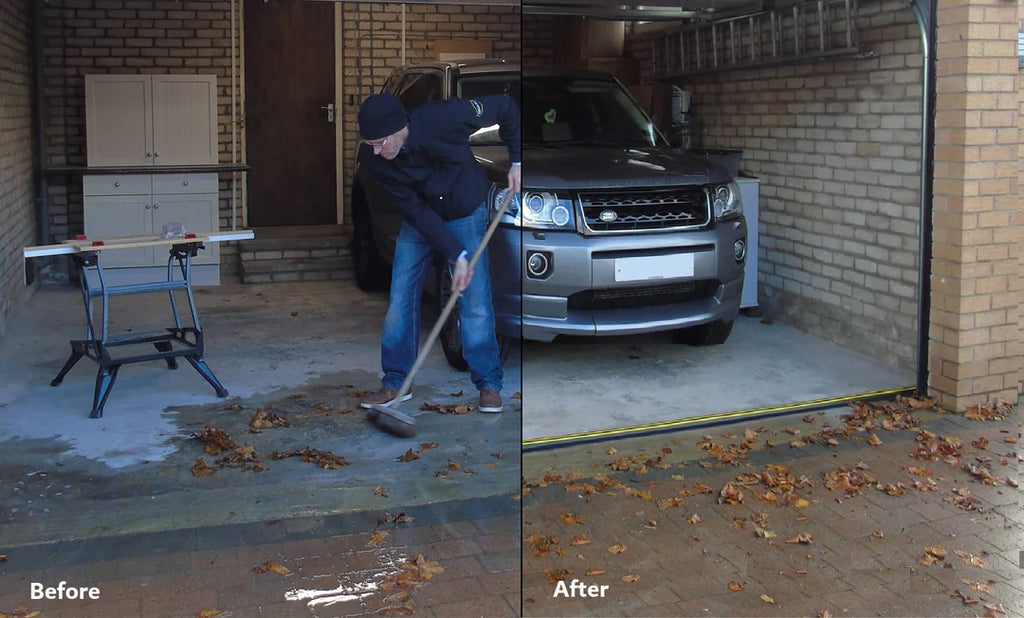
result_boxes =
[490,218,746,342]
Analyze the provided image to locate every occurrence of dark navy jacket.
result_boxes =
[361,95,521,261]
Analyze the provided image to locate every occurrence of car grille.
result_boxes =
[567,280,717,311]
[579,187,711,233]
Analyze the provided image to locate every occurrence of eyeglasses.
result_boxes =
[363,136,388,149]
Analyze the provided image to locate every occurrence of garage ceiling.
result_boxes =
[523,0,767,21]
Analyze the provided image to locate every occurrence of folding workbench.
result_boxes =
[23,230,254,418]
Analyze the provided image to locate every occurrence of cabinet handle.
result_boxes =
[154,152,160,158]
[114,181,120,187]
[153,203,160,209]
[183,180,189,186]
[146,152,152,157]
[145,204,151,209]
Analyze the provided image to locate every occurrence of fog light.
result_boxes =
[527,251,551,278]
[733,239,746,261]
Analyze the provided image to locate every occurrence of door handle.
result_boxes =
[321,103,335,123]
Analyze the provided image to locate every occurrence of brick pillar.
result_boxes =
[931,0,1024,410]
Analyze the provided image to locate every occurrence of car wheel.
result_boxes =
[351,190,391,292]
[437,263,511,372]
[673,319,734,346]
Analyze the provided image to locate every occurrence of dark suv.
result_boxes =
[351,60,746,370]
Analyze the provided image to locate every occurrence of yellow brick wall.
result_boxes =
[932,0,1023,409]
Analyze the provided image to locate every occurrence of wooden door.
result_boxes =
[244,0,336,226]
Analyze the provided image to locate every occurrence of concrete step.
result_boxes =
[238,235,351,253]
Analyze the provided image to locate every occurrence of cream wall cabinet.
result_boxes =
[85,74,218,167]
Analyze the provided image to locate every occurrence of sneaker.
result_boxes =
[478,388,502,413]
[359,387,412,409]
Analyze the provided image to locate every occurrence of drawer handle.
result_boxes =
[153,203,160,209]
[146,152,152,157]
[145,204,151,210]
[114,181,120,188]
[183,180,189,186]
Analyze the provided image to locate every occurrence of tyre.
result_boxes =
[437,263,512,371]
[673,319,734,346]
[350,188,391,292]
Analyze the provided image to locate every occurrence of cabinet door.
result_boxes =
[152,75,218,166]
[151,193,220,265]
[85,75,153,167]
[83,194,153,267]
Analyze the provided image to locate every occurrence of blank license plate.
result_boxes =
[614,254,694,282]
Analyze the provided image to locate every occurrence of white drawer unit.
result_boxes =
[83,173,220,271]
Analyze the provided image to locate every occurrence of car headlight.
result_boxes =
[711,181,742,220]
[494,188,575,230]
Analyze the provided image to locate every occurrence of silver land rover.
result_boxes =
[505,67,747,346]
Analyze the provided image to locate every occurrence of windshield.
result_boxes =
[457,73,521,146]
[523,76,664,148]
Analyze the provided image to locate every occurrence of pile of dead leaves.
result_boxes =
[823,465,877,497]
[526,533,560,557]
[843,399,924,433]
[0,609,40,618]
[963,401,1012,421]
[380,554,444,591]
[219,445,266,473]
[249,408,289,429]
[607,447,673,474]
[194,426,237,455]
[910,430,963,464]
[420,401,473,415]
[268,447,350,469]
[948,486,977,511]
[697,431,759,466]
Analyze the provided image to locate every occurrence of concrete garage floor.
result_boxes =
[522,315,916,444]
[0,280,522,549]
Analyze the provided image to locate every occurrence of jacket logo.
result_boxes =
[469,100,484,117]
[599,210,617,222]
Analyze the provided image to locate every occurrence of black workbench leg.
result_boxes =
[184,355,229,398]
[154,341,178,369]
[51,343,85,387]
[91,364,121,418]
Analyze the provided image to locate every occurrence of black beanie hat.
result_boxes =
[358,93,408,140]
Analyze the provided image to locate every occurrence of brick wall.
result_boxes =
[38,0,243,276]
[523,14,556,68]
[625,0,924,372]
[930,0,1023,409]
[339,3,521,212]
[0,0,36,338]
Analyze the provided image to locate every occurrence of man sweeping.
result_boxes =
[356,91,521,414]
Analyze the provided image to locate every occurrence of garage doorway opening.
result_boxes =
[520,0,929,449]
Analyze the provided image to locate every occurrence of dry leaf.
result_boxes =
[728,581,744,592]
[418,442,439,452]
[250,408,289,429]
[196,611,225,618]
[608,543,627,554]
[607,447,618,455]
[924,545,946,560]
[872,530,884,538]
[785,533,813,544]
[644,519,658,529]
[397,449,419,462]
[367,531,389,547]
[570,535,591,546]
[953,589,978,605]
[953,549,985,567]
[867,433,883,446]
[559,513,586,525]
[585,568,605,575]
[544,568,571,584]
[688,513,702,524]
[760,594,776,604]
[266,562,291,575]
[794,498,810,508]
[191,459,215,478]
[622,574,640,582]
[374,485,389,497]
[754,527,777,538]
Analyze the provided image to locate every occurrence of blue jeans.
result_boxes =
[381,203,503,392]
